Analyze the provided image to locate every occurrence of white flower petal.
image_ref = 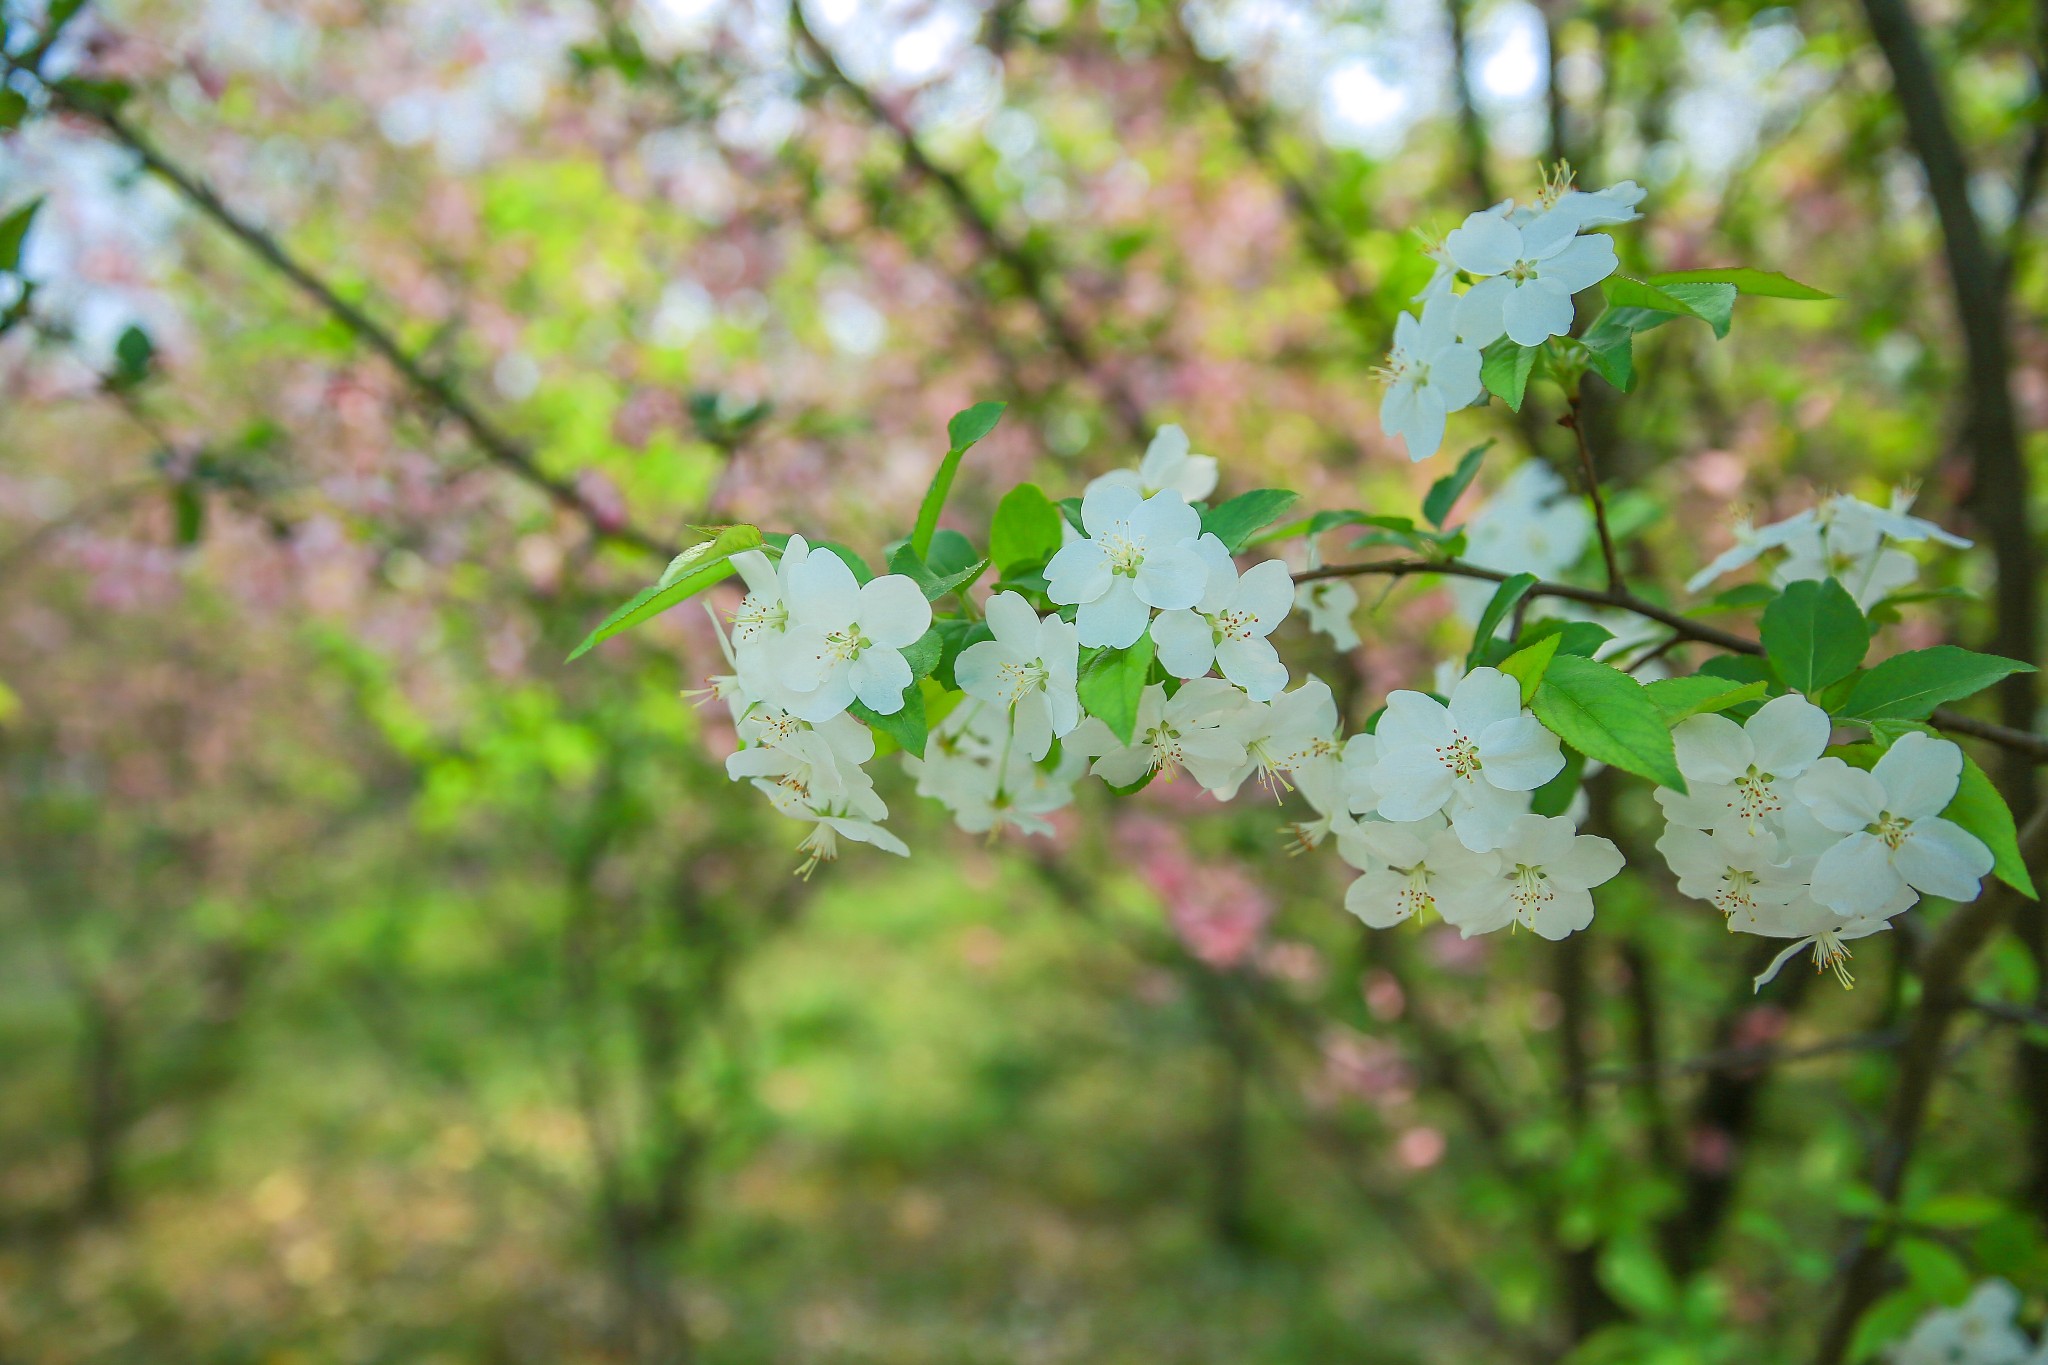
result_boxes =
[1674,713,1753,785]
[1150,608,1216,679]
[1795,759,1887,833]
[1475,715,1565,791]
[1501,278,1575,346]
[1135,542,1209,610]
[1541,234,1619,291]
[1079,481,1142,536]
[1873,731,1962,819]
[1896,818,1993,901]
[1810,832,1905,914]
[1745,694,1832,776]
[1444,210,1522,277]
[858,574,933,647]
[1076,579,1150,648]
[1215,637,1288,700]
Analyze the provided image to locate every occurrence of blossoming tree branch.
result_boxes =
[572,173,2039,993]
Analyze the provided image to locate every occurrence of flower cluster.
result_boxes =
[1656,697,1992,986]
[709,534,932,874]
[1889,1281,2048,1365]
[1329,668,1623,940]
[1688,487,1971,609]
[1381,171,1643,461]
[636,168,2021,990]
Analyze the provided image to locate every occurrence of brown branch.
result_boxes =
[1809,808,2048,1365]
[789,6,1149,443]
[47,94,682,563]
[1860,0,2039,807]
[1293,557,2048,764]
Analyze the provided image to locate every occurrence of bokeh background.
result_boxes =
[2,0,2045,1361]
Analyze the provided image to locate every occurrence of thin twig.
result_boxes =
[1563,399,1625,592]
[40,89,682,563]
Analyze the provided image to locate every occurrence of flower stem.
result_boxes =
[1562,398,1626,593]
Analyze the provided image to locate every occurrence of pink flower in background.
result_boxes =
[1165,859,1274,970]
[1316,1027,1413,1112]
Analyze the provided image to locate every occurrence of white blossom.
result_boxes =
[1217,677,1340,800]
[1151,538,1294,700]
[1687,489,1973,608]
[954,590,1080,761]
[1438,812,1623,939]
[1888,1280,2036,1365]
[1445,206,1620,347]
[777,551,932,722]
[1087,423,1219,503]
[1796,732,1994,914]
[1655,821,1808,925]
[1743,900,1903,991]
[1338,813,1500,929]
[1295,576,1360,651]
[726,711,876,812]
[908,701,1086,837]
[1044,484,1208,648]
[1369,667,1565,849]
[1378,287,1483,461]
[1545,180,1646,232]
[1668,693,1834,836]
[1071,679,1254,792]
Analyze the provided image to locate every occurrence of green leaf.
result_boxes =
[50,76,131,115]
[1479,338,1538,412]
[1945,753,2037,899]
[1838,646,2036,724]
[911,401,1006,559]
[1200,489,1299,553]
[1647,267,1833,301]
[1077,633,1154,746]
[925,528,978,576]
[946,400,1007,449]
[112,325,154,386]
[1597,1236,1679,1320]
[1466,574,1537,671]
[1520,618,1616,658]
[1760,578,1869,694]
[566,524,763,662]
[851,684,928,759]
[1580,321,1635,392]
[1692,582,1780,615]
[1643,675,1770,725]
[1605,275,1717,320]
[0,196,43,274]
[989,482,1064,573]
[1499,633,1563,706]
[1533,655,1686,791]
[886,544,987,602]
[901,627,943,681]
[1422,442,1491,528]
[1700,653,1778,688]
[0,89,28,132]
[1659,282,1737,338]
[171,483,204,546]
